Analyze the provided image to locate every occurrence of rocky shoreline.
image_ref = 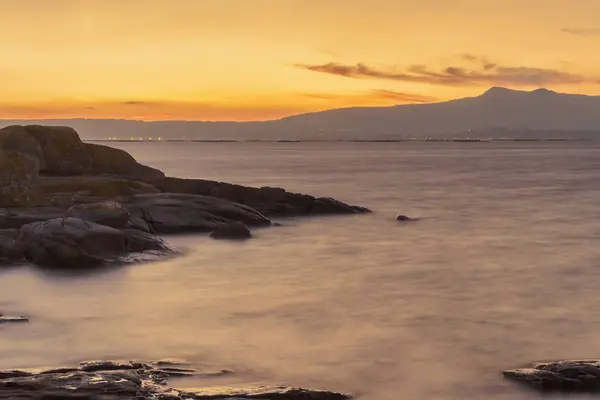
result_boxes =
[0,359,350,399]
[0,124,370,269]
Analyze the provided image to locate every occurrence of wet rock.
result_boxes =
[504,360,600,392]
[0,360,350,400]
[125,193,271,234]
[85,142,165,183]
[79,360,143,372]
[67,201,130,229]
[0,150,40,207]
[0,314,29,323]
[123,228,174,254]
[210,221,252,240]
[397,215,412,221]
[0,234,25,262]
[155,177,371,217]
[0,125,46,170]
[16,217,128,268]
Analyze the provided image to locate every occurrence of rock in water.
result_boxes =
[85,143,165,183]
[0,314,28,323]
[0,360,350,399]
[397,215,412,221]
[16,217,128,268]
[504,360,600,392]
[0,150,40,207]
[155,177,371,217]
[22,125,91,175]
[125,193,271,234]
[0,126,46,170]
[210,221,252,240]
[67,201,130,228]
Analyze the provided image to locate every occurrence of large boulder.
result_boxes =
[0,150,40,207]
[84,143,165,183]
[16,217,128,268]
[67,201,130,228]
[155,177,371,216]
[0,126,45,170]
[22,125,91,175]
[0,207,67,230]
[125,193,271,234]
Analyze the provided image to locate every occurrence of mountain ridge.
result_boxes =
[2,87,600,140]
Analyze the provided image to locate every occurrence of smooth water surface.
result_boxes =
[2,141,600,399]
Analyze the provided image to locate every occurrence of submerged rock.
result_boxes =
[16,217,128,268]
[67,201,130,228]
[504,360,600,392]
[397,215,412,221]
[210,221,252,240]
[0,360,350,400]
[0,314,28,323]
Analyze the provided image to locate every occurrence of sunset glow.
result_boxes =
[2,0,600,121]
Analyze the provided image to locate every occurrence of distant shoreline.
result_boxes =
[84,138,590,143]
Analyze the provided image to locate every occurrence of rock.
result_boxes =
[40,175,160,199]
[16,217,128,268]
[0,150,40,207]
[210,221,252,240]
[85,142,165,183]
[0,126,45,170]
[125,193,271,234]
[397,215,412,221]
[0,207,67,230]
[0,360,350,400]
[22,125,91,175]
[67,201,130,228]
[123,228,174,254]
[0,234,25,262]
[503,360,600,392]
[0,314,28,323]
[155,177,371,217]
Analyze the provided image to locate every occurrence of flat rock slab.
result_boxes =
[504,360,600,392]
[0,360,350,400]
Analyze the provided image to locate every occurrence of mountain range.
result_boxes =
[2,87,600,141]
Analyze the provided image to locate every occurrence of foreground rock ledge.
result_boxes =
[0,360,350,400]
[504,360,600,392]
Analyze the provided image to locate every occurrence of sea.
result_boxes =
[2,140,600,399]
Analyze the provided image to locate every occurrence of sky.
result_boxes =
[1,0,600,121]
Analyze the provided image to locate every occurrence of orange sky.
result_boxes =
[2,0,600,121]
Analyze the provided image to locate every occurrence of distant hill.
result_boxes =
[2,87,600,141]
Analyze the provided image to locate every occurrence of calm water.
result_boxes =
[2,141,600,399]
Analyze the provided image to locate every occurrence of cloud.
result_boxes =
[122,101,159,106]
[561,28,600,37]
[298,90,438,105]
[296,56,597,87]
